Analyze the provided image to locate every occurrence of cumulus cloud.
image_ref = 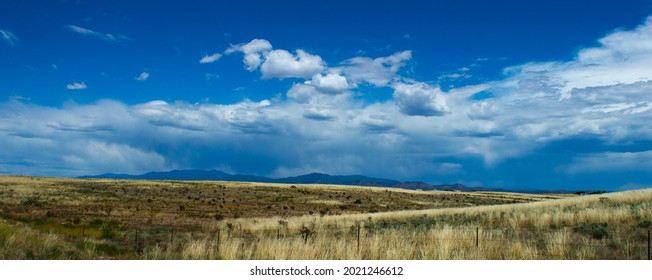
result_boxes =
[0,29,18,46]
[392,82,450,116]
[260,49,325,79]
[483,18,652,144]
[305,73,353,94]
[503,16,652,100]
[0,100,166,176]
[66,82,87,90]
[226,39,325,79]
[65,25,131,42]
[4,17,652,189]
[302,108,338,121]
[135,72,150,81]
[131,99,277,134]
[225,39,273,70]
[286,83,319,104]
[199,53,222,64]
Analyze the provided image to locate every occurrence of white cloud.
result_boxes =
[66,82,87,90]
[199,53,222,64]
[305,73,353,94]
[0,29,18,46]
[225,39,273,71]
[286,83,319,104]
[480,17,652,150]
[131,99,277,134]
[504,16,652,100]
[0,100,168,176]
[339,50,412,86]
[302,107,338,121]
[135,72,150,81]
[61,141,167,175]
[227,39,411,87]
[260,49,325,79]
[226,39,325,79]
[4,17,652,188]
[440,72,472,80]
[561,151,652,174]
[65,25,130,42]
[392,82,450,117]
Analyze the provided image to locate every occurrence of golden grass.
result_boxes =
[0,175,649,259]
[152,188,651,260]
[0,218,87,259]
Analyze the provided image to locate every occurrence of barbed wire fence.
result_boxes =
[118,224,652,260]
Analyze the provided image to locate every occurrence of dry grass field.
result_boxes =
[0,175,649,260]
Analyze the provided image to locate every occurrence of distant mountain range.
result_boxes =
[78,169,503,192]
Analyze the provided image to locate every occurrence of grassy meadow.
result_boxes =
[0,175,649,259]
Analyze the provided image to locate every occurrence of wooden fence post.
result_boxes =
[170,230,174,245]
[135,230,139,252]
[647,229,652,260]
[476,227,479,249]
[215,229,221,259]
[357,224,361,250]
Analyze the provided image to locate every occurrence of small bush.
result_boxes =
[21,197,45,207]
[574,222,609,239]
[637,220,652,228]
[88,218,104,227]
[100,220,121,239]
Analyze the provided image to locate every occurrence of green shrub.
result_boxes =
[21,197,45,207]
[637,220,652,228]
[574,222,609,239]
[100,220,121,239]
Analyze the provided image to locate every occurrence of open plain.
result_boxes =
[0,175,649,260]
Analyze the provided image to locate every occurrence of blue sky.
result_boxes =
[2,0,652,191]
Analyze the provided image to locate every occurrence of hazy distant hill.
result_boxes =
[278,172,401,186]
[80,169,402,187]
[79,169,491,191]
[79,169,231,181]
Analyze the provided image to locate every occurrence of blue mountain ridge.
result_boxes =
[78,169,589,193]
[77,169,507,192]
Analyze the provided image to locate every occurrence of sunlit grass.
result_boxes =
[0,175,649,259]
